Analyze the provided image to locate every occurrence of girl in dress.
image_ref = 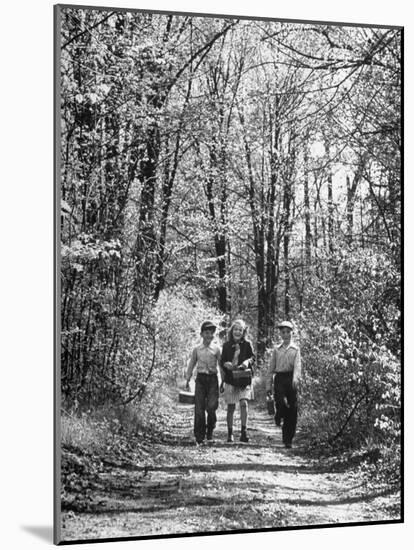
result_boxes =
[220,319,255,442]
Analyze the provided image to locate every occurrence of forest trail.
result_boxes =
[61,399,400,541]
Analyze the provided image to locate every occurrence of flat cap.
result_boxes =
[277,321,294,330]
[201,320,217,331]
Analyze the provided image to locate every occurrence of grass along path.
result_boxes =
[61,398,400,542]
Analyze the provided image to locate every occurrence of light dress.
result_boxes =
[223,344,254,404]
[223,382,253,404]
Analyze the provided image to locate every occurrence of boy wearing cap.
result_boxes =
[186,321,221,445]
[267,321,302,449]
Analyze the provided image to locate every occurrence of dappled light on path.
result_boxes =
[61,401,400,541]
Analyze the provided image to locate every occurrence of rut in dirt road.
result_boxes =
[61,400,400,541]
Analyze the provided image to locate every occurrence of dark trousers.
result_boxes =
[273,372,298,445]
[194,373,219,442]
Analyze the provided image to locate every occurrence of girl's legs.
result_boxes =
[240,399,249,442]
[240,398,248,427]
[227,404,236,442]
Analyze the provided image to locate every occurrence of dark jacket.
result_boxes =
[220,339,255,385]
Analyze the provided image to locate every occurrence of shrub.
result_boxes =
[295,249,401,461]
[61,284,223,437]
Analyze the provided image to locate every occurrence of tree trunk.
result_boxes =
[265,123,280,346]
[327,169,334,254]
[303,145,312,265]
[206,144,229,314]
[283,179,292,318]
[346,175,354,246]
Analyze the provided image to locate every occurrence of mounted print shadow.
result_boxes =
[54,3,402,545]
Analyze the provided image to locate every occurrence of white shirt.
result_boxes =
[267,341,301,390]
[186,342,221,378]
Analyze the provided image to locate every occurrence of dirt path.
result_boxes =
[61,401,400,542]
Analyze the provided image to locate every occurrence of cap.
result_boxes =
[278,321,294,330]
[201,320,217,332]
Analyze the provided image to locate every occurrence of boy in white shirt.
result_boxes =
[186,321,221,445]
[267,321,302,449]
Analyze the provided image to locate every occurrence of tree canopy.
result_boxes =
[58,8,401,456]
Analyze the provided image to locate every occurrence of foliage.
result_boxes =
[61,276,222,409]
[152,285,224,380]
[58,7,401,486]
[296,250,400,471]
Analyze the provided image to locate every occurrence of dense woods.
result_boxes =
[58,8,401,476]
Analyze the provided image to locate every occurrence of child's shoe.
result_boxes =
[240,427,249,443]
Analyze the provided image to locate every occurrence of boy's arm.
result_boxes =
[266,349,276,393]
[292,348,302,388]
[216,347,225,385]
[185,348,198,387]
